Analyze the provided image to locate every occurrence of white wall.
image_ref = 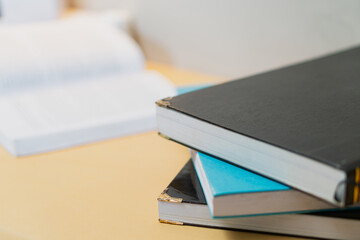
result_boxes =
[72,0,360,78]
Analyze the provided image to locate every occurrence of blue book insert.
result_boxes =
[198,152,289,197]
[176,84,211,95]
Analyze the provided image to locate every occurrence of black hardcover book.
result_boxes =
[158,160,360,240]
[156,46,360,206]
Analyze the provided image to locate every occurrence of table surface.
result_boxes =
[0,62,303,240]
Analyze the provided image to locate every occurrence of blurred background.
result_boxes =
[73,0,360,78]
[1,0,360,78]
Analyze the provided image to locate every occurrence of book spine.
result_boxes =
[354,167,360,204]
[345,167,360,205]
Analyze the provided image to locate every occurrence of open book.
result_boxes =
[0,17,176,156]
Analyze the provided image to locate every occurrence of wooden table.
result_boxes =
[0,62,302,240]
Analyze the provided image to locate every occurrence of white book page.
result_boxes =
[0,17,144,94]
[0,71,175,141]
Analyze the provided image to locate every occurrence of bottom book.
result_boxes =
[158,160,360,240]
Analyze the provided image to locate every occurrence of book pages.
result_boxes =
[0,71,175,155]
[0,17,144,94]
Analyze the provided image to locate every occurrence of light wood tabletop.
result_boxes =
[0,62,304,240]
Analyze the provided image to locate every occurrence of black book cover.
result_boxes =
[157,46,360,205]
[158,160,206,205]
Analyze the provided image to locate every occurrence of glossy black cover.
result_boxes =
[166,46,360,172]
[165,160,360,220]
[165,160,206,204]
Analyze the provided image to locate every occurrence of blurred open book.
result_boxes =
[0,16,176,156]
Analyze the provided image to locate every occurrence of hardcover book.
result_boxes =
[158,160,360,240]
[191,150,341,217]
[156,46,360,206]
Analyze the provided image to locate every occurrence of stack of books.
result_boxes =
[155,46,360,240]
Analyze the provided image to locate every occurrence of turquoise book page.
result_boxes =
[198,152,290,197]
